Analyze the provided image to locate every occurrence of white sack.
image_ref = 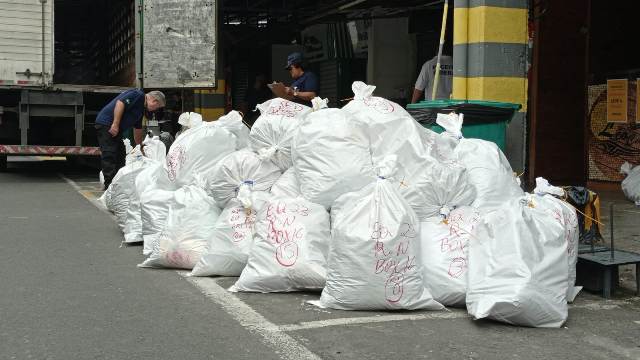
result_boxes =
[178,112,204,130]
[122,136,168,243]
[621,162,640,206]
[191,191,271,277]
[315,158,443,310]
[165,121,237,187]
[533,177,581,302]
[420,206,481,307]
[270,168,301,198]
[140,188,175,256]
[466,195,569,328]
[231,198,330,292]
[217,110,250,150]
[292,106,375,209]
[139,189,220,269]
[435,113,524,209]
[208,149,282,209]
[249,98,311,170]
[342,81,431,170]
[101,151,148,232]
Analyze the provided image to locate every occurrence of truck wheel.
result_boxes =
[0,155,7,172]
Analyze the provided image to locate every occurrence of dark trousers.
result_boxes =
[95,124,126,188]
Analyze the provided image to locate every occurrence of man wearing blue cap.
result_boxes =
[283,52,318,106]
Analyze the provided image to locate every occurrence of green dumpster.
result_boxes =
[406,100,521,152]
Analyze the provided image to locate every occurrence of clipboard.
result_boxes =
[268,82,288,98]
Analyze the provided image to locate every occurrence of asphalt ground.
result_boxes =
[1,157,640,360]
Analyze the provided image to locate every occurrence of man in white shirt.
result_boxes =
[411,55,453,102]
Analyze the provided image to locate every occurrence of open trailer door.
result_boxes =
[140,0,217,88]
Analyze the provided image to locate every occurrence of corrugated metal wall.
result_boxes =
[0,0,54,85]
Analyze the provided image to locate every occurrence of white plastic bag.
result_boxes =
[533,177,581,302]
[420,206,481,307]
[165,121,237,187]
[139,191,220,270]
[231,198,330,292]
[621,162,640,206]
[435,113,524,209]
[404,161,476,221]
[217,110,250,150]
[466,195,569,328]
[249,99,310,171]
[208,149,282,209]
[101,152,148,232]
[316,158,443,310]
[122,136,168,243]
[140,188,175,256]
[292,106,375,209]
[342,81,432,173]
[270,168,301,199]
[191,191,271,277]
[178,112,204,130]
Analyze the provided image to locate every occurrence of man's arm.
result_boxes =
[109,100,125,137]
[411,89,424,104]
[133,128,144,146]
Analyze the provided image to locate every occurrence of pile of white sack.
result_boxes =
[101,82,581,328]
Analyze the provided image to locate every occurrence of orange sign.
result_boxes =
[607,79,628,123]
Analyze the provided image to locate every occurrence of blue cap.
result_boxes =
[285,52,303,70]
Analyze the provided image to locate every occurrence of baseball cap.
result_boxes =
[285,52,303,70]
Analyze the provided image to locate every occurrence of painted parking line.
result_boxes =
[180,272,323,360]
[279,310,469,332]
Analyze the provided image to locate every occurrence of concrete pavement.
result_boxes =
[2,158,640,360]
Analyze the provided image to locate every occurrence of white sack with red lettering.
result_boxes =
[435,113,524,209]
[292,106,375,209]
[216,111,250,150]
[270,168,301,198]
[230,198,330,292]
[621,162,640,206]
[165,120,237,187]
[190,191,271,277]
[249,99,311,171]
[208,149,282,209]
[315,157,443,310]
[466,195,569,328]
[533,177,581,302]
[139,185,220,269]
[420,206,481,307]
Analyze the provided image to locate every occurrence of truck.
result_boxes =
[0,0,218,170]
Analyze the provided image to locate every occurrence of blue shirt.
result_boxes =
[96,89,145,130]
[291,71,319,106]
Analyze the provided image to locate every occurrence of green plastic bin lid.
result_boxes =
[406,99,522,111]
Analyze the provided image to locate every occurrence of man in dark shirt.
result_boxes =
[95,89,165,189]
[283,52,319,107]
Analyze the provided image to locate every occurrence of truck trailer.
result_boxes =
[0,0,217,169]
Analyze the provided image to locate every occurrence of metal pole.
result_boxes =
[431,0,449,100]
[610,203,615,260]
[40,0,47,86]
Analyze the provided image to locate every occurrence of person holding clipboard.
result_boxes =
[269,52,318,107]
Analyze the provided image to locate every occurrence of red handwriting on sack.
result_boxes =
[267,100,305,117]
[438,209,480,279]
[363,97,395,114]
[266,201,308,267]
[372,222,417,304]
[549,207,579,256]
[166,145,186,181]
[230,207,257,243]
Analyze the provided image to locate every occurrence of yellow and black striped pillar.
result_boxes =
[453,0,528,173]
[194,80,227,121]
